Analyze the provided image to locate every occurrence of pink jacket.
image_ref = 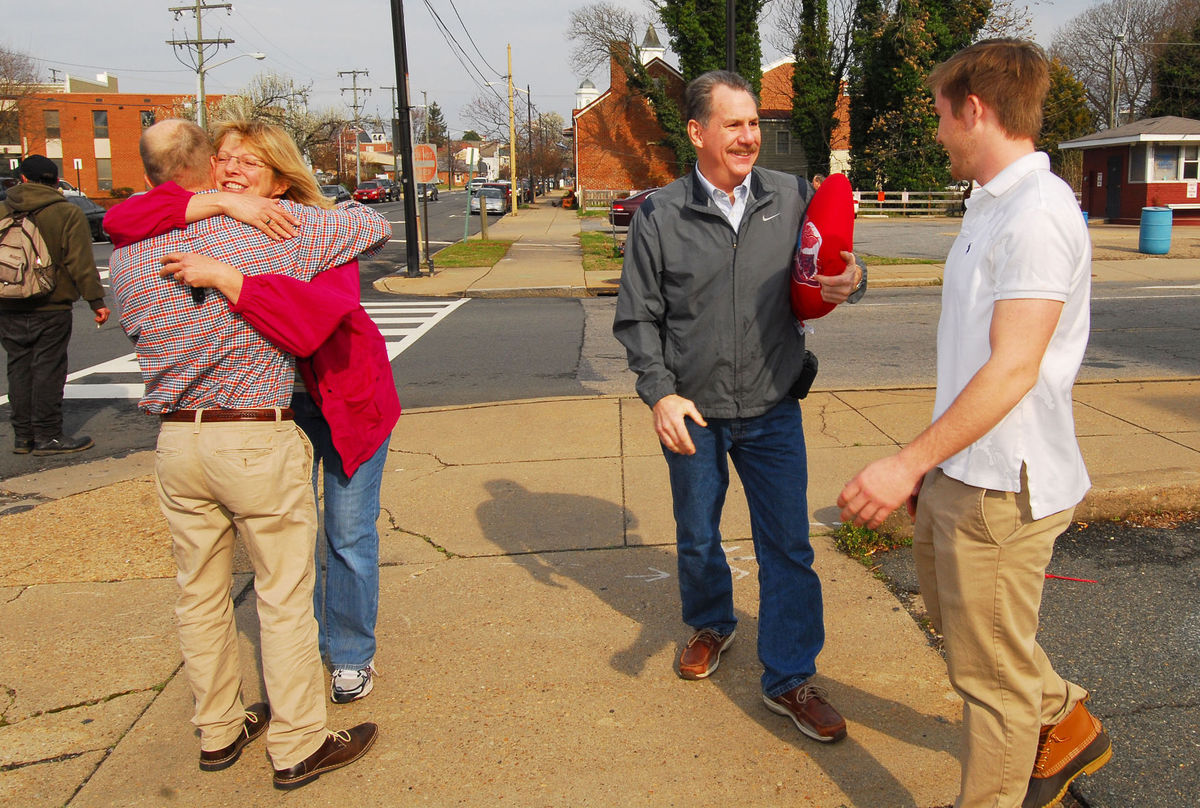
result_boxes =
[104,183,401,476]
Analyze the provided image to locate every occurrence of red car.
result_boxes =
[352,180,389,203]
[609,188,660,227]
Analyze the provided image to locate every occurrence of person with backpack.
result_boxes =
[0,154,109,455]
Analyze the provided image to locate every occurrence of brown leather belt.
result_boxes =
[160,408,294,423]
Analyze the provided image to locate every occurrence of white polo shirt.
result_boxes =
[934,151,1092,519]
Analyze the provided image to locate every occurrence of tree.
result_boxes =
[1145,6,1200,118]
[204,73,346,164]
[461,129,483,141]
[790,0,840,177]
[566,1,645,80]
[848,0,990,190]
[654,0,768,93]
[1050,0,1176,128]
[1039,59,1096,190]
[425,101,449,148]
[0,46,41,149]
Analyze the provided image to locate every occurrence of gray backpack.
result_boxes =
[0,202,60,300]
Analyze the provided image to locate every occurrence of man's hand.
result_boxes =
[160,253,245,304]
[817,250,863,304]
[652,394,707,455]
[837,453,924,530]
[213,193,298,240]
[93,307,111,326]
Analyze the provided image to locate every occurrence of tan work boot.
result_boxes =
[1021,700,1113,808]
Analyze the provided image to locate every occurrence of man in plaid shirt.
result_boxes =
[109,119,389,788]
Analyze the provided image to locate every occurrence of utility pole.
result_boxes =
[339,69,370,187]
[1108,33,1125,129]
[381,84,400,183]
[726,0,736,73]
[507,44,517,217]
[167,1,233,131]
[388,0,422,276]
[526,84,534,202]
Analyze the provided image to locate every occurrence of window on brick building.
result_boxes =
[96,158,112,191]
[141,110,156,129]
[45,110,61,139]
[93,110,109,138]
[776,130,790,155]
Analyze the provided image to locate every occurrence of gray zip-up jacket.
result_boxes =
[613,167,812,419]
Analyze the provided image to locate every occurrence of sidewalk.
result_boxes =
[2,199,1198,806]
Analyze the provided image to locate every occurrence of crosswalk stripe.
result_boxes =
[0,298,470,405]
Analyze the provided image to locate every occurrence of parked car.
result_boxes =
[352,180,390,203]
[64,195,108,242]
[480,182,512,211]
[419,182,440,201]
[466,177,489,196]
[380,178,400,201]
[57,179,84,197]
[320,184,352,204]
[609,187,660,227]
[469,186,506,216]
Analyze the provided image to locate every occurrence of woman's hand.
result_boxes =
[210,192,299,240]
[160,252,245,304]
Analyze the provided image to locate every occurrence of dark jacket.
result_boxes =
[0,182,106,313]
[613,167,812,419]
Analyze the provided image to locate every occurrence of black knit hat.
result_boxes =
[19,154,59,184]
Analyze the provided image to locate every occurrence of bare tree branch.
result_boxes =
[566,1,646,80]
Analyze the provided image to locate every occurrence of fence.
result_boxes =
[853,190,967,217]
[581,188,626,211]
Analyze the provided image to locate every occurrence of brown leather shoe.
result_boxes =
[272,722,378,790]
[199,702,270,771]
[1022,700,1112,808]
[763,681,847,743]
[677,628,735,680]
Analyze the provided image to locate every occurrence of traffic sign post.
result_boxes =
[414,143,437,272]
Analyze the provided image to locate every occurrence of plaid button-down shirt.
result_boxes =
[110,196,390,414]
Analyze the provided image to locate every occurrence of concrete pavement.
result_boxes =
[2,195,1198,806]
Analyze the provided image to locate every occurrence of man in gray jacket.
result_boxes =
[614,70,861,743]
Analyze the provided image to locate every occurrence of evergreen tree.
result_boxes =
[1039,59,1095,189]
[425,102,449,148]
[1145,16,1200,118]
[790,0,839,178]
[848,0,991,190]
[656,0,767,93]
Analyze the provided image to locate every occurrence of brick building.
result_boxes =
[2,73,215,201]
[571,36,852,204]
[571,46,685,200]
[1060,116,1200,225]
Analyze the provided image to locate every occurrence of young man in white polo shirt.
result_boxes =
[836,39,1111,808]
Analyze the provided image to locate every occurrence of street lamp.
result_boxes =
[196,51,266,130]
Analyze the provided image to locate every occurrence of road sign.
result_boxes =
[414,143,437,184]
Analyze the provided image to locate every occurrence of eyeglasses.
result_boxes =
[214,153,268,171]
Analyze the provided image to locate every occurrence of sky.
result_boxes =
[7,0,1100,139]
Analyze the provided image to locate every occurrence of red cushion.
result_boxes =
[790,173,855,323]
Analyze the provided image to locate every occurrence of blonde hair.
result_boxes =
[926,39,1050,141]
[211,120,333,209]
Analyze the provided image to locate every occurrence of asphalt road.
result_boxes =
[873,515,1200,808]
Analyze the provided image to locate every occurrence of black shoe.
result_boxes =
[273,723,378,790]
[199,702,270,772]
[13,438,33,454]
[32,435,94,455]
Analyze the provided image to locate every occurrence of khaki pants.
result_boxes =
[914,468,1088,808]
[155,417,328,769]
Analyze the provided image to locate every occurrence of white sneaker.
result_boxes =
[330,662,377,704]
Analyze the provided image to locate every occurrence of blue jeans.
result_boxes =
[293,391,387,670]
[661,397,824,697]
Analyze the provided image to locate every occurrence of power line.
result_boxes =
[420,0,505,103]
[445,0,505,78]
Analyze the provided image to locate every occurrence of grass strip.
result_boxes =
[434,239,513,268]
[579,231,624,273]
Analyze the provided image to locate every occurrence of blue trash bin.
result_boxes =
[1138,207,1172,255]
